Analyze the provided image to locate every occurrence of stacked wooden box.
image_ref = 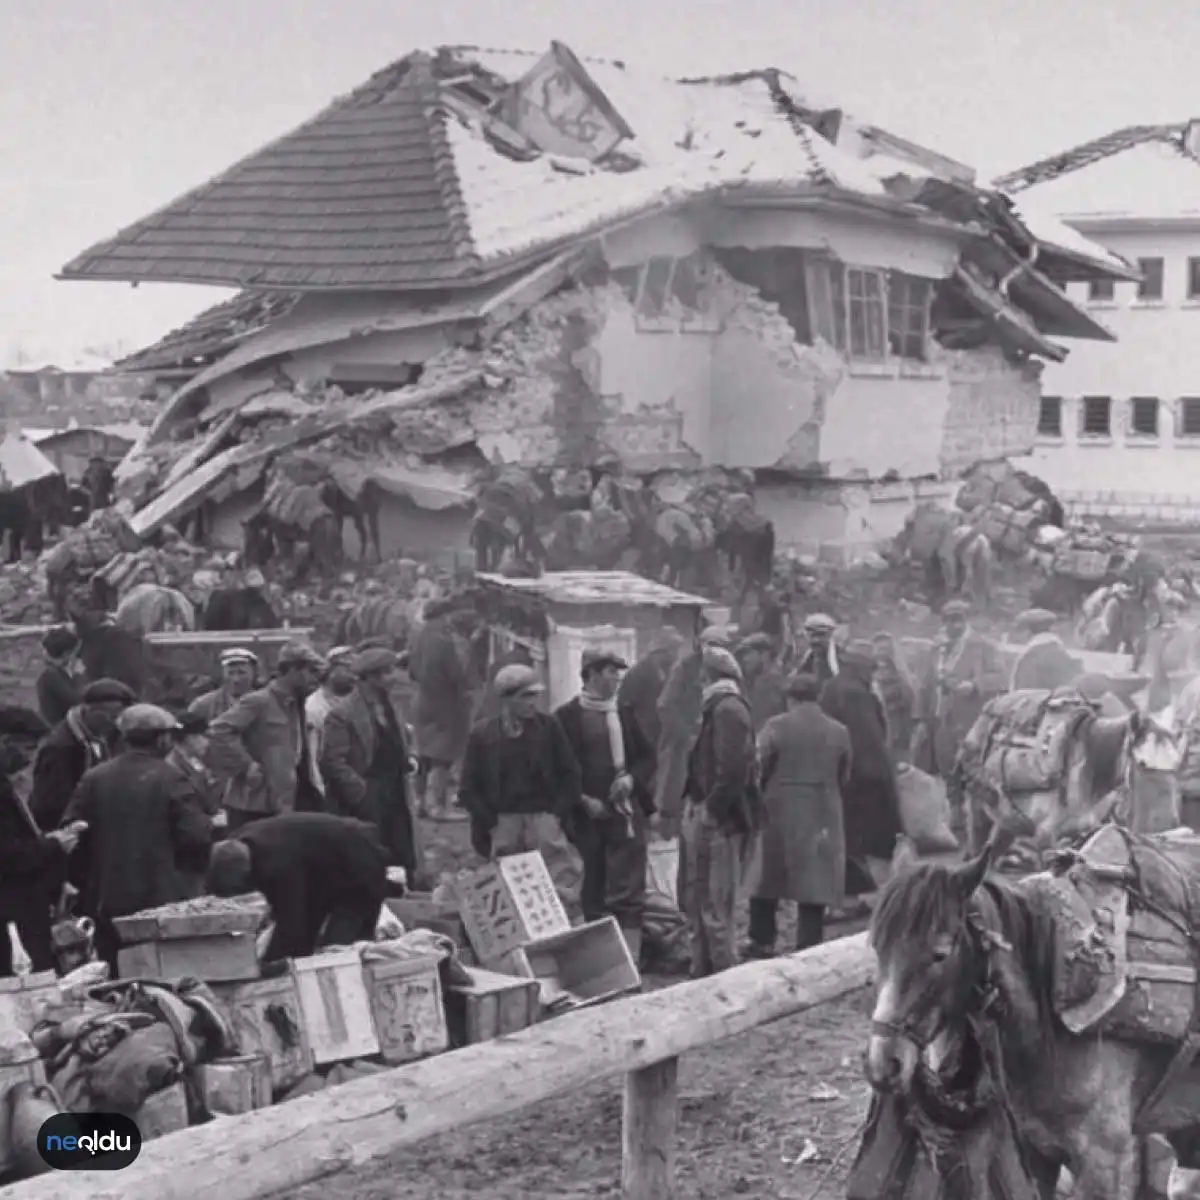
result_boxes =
[450,851,640,1028]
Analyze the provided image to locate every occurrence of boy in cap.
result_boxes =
[459,664,584,915]
[555,649,655,962]
[322,647,421,879]
[36,627,81,728]
[64,704,213,971]
[208,641,326,832]
[190,647,259,722]
[680,645,758,978]
[30,678,133,832]
[305,646,358,797]
[798,614,840,683]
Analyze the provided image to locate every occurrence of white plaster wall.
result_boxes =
[600,211,703,270]
[1031,224,1200,506]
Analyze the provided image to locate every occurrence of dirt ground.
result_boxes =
[282,980,873,1200]
[276,815,875,1200]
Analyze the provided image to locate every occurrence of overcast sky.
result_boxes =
[2,0,1194,366]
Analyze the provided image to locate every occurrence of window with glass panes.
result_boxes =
[886,273,931,360]
[1082,396,1111,436]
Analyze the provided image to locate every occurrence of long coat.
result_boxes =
[320,690,415,819]
[408,618,471,764]
[208,682,308,817]
[820,674,902,863]
[745,667,787,732]
[747,703,851,906]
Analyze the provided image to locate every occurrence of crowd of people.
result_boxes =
[0,587,1086,988]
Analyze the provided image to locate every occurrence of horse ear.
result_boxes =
[892,835,919,873]
[953,845,992,899]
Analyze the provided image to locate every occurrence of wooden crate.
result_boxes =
[291,948,379,1066]
[454,852,570,963]
[363,950,447,1065]
[0,971,59,1038]
[117,933,260,983]
[195,1054,272,1116]
[385,894,473,961]
[509,916,640,1012]
[112,894,268,943]
[443,966,541,1047]
[0,1031,46,1175]
[132,1081,189,1140]
[210,974,314,1095]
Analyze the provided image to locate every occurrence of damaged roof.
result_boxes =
[60,45,950,293]
[476,569,709,609]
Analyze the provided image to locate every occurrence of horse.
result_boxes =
[864,837,1200,1199]
[243,482,342,581]
[893,505,993,608]
[320,480,381,564]
[955,692,1181,859]
[113,583,196,636]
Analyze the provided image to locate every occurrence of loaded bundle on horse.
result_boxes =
[952,683,1180,863]
[856,823,1200,1199]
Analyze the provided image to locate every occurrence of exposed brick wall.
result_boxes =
[0,631,46,712]
[939,347,1042,474]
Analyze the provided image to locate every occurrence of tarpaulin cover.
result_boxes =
[0,433,59,490]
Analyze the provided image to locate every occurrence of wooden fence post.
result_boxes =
[621,1056,679,1200]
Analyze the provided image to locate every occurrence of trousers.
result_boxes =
[678,800,739,976]
[492,812,584,918]
[748,897,825,951]
[575,806,648,931]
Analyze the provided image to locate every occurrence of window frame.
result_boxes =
[1180,396,1200,437]
[1129,396,1160,438]
[1135,258,1165,302]
[1037,395,1063,438]
[886,272,932,362]
[1081,395,1113,438]
[1188,259,1200,302]
[1088,278,1116,304]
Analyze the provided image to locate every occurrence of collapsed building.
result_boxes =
[62,43,1136,566]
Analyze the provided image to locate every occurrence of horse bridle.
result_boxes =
[871,904,1008,1053]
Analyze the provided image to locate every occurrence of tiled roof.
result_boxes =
[61,47,913,293]
[1009,138,1200,222]
[113,290,302,374]
[63,55,480,291]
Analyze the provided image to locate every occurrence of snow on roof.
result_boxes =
[476,570,709,608]
[1005,200,1133,272]
[0,434,59,489]
[1012,140,1200,222]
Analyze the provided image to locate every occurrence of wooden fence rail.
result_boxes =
[0,932,874,1200]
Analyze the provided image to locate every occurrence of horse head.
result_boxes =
[865,842,995,1093]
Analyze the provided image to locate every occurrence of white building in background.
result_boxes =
[1005,123,1200,519]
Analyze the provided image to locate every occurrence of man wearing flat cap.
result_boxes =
[209,641,325,833]
[680,644,759,978]
[736,633,787,732]
[321,646,421,880]
[36,627,81,728]
[64,704,213,972]
[617,628,685,754]
[912,600,1005,841]
[555,648,655,962]
[305,647,358,799]
[190,648,259,723]
[30,678,133,833]
[1010,608,1081,692]
[459,664,584,915]
[797,614,840,684]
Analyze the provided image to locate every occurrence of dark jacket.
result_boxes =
[63,749,213,918]
[408,619,471,764]
[36,665,80,729]
[459,712,582,842]
[745,667,788,732]
[208,682,308,816]
[0,773,68,917]
[29,711,116,832]
[236,813,388,962]
[321,689,414,819]
[820,672,902,863]
[554,697,656,818]
[685,688,759,833]
[617,654,673,752]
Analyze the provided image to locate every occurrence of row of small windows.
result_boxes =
[1084,257,1200,303]
[1038,395,1200,439]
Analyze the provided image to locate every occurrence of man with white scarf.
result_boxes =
[555,649,655,964]
[679,645,759,979]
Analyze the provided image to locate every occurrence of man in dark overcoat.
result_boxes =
[820,650,902,897]
[321,647,421,880]
[616,628,685,753]
[35,627,81,729]
[556,649,655,963]
[745,673,851,958]
[737,633,787,731]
